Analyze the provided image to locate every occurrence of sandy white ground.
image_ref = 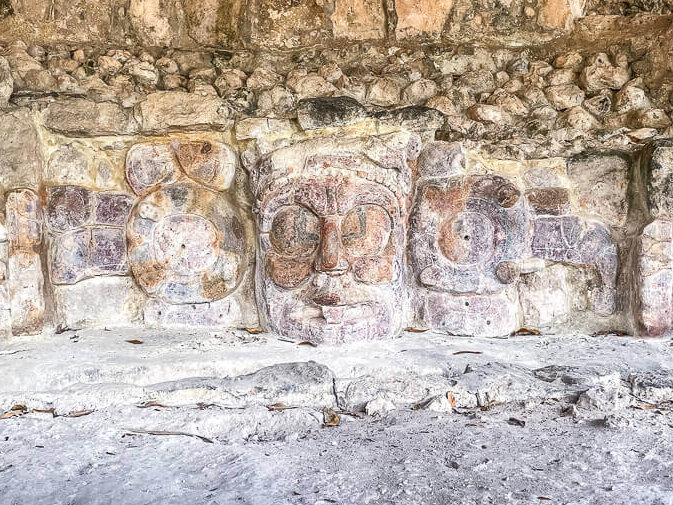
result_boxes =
[1,329,673,504]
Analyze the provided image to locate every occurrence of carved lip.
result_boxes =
[291,302,376,326]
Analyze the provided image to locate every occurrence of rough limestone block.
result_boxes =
[395,0,453,39]
[0,55,12,109]
[144,297,244,328]
[420,291,518,337]
[53,277,145,329]
[45,144,90,186]
[567,152,630,227]
[647,143,673,219]
[0,108,42,189]
[525,188,571,215]
[329,0,386,40]
[46,185,92,233]
[8,251,44,335]
[537,0,585,30]
[6,189,42,251]
[93,193,134,227]
[518,264,571,331]
[42,98,139,136]
[531,216,617,315]
[637,219,673,336]
[134,92,232,132]
[248,0,327,48]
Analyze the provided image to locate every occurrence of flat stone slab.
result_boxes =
[1,330,672,413]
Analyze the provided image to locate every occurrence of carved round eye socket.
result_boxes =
[270,206,320,257]
[342,204,392,257]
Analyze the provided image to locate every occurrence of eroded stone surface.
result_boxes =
[567,152,630,227]
[637,219,673,336]
[410,174,528,296]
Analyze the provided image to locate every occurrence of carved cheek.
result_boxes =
[351,256,394,283]
[266,252,313,288]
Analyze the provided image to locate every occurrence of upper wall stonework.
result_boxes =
[0,0,631,49]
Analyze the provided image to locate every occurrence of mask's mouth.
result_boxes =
[290,302,375,326]
[319,303,374,324]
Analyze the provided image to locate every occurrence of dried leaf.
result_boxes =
[126,339,143,345]
[10,404,27,412]
[126,428,213,444]
[244,328,263,334]
[453,350,483,355]
[405,327,428,333]
[323,407,340,427]
[31,408,55,415]
[446,391,457,407]
[508,417,526,427]
[512,328,541,336]
[66,409,94,418]
[633,403,658,410]
[538,497,551,501]
[137,401,170,409]
[267,402,295,411]
[298,341,317,347]
[0,410,24,419]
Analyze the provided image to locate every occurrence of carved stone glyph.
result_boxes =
[125,140,248,306]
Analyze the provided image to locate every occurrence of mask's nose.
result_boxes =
[315,217,348,275]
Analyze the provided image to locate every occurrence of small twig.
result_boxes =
[125,428,214,444]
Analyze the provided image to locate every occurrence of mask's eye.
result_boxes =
[270,206,320,257]
[342,204,392,256]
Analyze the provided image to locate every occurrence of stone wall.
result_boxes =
[2,2,673,340]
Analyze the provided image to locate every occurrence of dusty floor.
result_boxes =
[1,330,673,504]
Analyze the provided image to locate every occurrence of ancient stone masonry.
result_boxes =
[3,1,673,340]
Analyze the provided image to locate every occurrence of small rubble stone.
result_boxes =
[293,75,337,100]
[367,77,402,106]
[247,68,282,90]
[467,104,512,124]
[579,53,630,92]
[402,79,439,105]
[545,84,585,110]
[555,106,600,131]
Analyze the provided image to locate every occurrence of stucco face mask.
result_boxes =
[257,174,406,343]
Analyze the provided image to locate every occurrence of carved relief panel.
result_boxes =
[409,143,528,337]
[249,133,417,343]
[125,140,253,327]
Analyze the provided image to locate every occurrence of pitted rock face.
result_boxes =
[409,174,528,295]
[637,219,673,336]
[256,173,406,343]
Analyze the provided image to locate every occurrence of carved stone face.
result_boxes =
[257,174,405,343]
